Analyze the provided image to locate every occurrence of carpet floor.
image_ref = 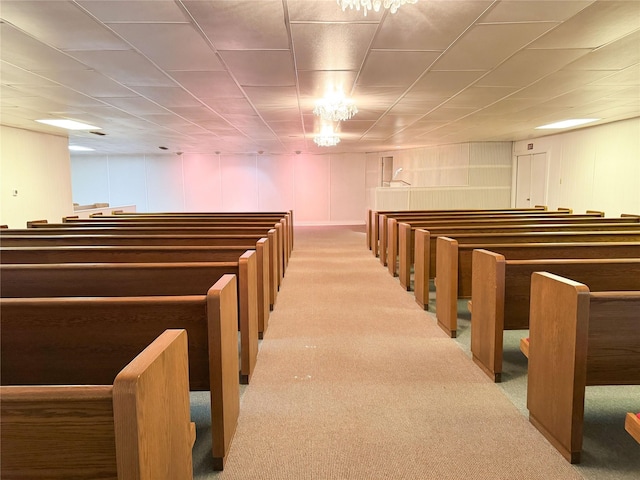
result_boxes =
[191,225,638,479]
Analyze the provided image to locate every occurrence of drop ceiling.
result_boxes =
[1,0,639,155]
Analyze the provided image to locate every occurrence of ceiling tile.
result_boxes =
[288,0,384,22]
[107,24,225,72]
[77,1,190,23]
[373,0,493,50]
[70,50,177,87]
[131,86,203,108]
[219,50,296,86]
[0,24,91,72]
[433,23,558,70]
[243,86,299,107]
[564,31,640,71]
[479,0,592,23]
[404,70,486,100]
[185,0,289,50]
[1,1,129,50]
[443,86,519,108]
[357,51,440,87]
[475,48,592,87]
[168,71,245,99]
[292,23,378,71]
[511,70,619,99]
[529,1,640,49]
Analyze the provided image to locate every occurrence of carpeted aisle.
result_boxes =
[194,225,583,479]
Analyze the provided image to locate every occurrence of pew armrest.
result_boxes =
[625,413,640,444]
[113,329,194,479]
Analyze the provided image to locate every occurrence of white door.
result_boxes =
[515,153,547,207]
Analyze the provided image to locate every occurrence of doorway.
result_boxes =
[515,153,547,208]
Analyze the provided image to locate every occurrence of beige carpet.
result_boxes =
[193,225,584,479]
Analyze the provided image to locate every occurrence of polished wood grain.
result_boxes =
[0,259,258,383]
[432,239,640,336]
[1,329,193,479]
[1,277,240,470]
[625,413,640,444]
[470,251,640,382]
[527,272,640,463]
[397,219,640,289]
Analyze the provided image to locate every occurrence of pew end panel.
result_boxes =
[527,272,590,464]
[625,413,640,443]
[238,250,259,385]
[527,272,640,463]
[435,237,459,337]
[0,329,194,480]
[413,229,430,309]
[256,237,271,336]
[398,223,412,290]
[207,275,241,469]
[113,329,194,479]
[470,249,506,383]
[387,217,399,276]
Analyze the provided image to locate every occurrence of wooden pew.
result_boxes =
[423,229,640,307]
[469,251,640,381]
[625,413,640,443]
[433,239,640,337]
[379,211,603,267]
[1,329,195,479]
[104,210,294,257]
[0,244,271,338]
[366,206,548,254]
[0,259,258,385]
[1,276,239,470]
[57,215,291,268]
[526,272,640,463]
[0,231,279,311]
[24,222,288,284]
[397,218,640,288]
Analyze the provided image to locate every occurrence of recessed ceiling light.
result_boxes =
[535,119,600,129]
[36,119,101,130]
[69,145,95,152]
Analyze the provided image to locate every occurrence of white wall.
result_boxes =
[1,125,74,228]
[513,117,640,216]
[366,142,513,211]
[71,152,367,225]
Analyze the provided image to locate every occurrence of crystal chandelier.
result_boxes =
[337,0,418,16]
[314,125,341,147]
[313,90,358,122]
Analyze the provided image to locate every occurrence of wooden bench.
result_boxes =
[378,209,594,265]
[625,413,640,443]
[1,275,240,470]
[0,244,271,338]
[24,222,288,285]
[0,258,259,385]
[0,231,279,311]
[397,218,640,288]
[104,210,294,255]
[366,206,548,254]
[414,226,640,316]
[433,239,640,337]
[526,272,640,463]
[469,250,640,382]
[1,329,195,479]
[56,215,292,267]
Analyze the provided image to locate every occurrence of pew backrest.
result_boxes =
[1,329,195,479]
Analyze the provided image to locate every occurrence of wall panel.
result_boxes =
[257,154,294,211]
[183,154,222,211]
[294,155,330,223]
